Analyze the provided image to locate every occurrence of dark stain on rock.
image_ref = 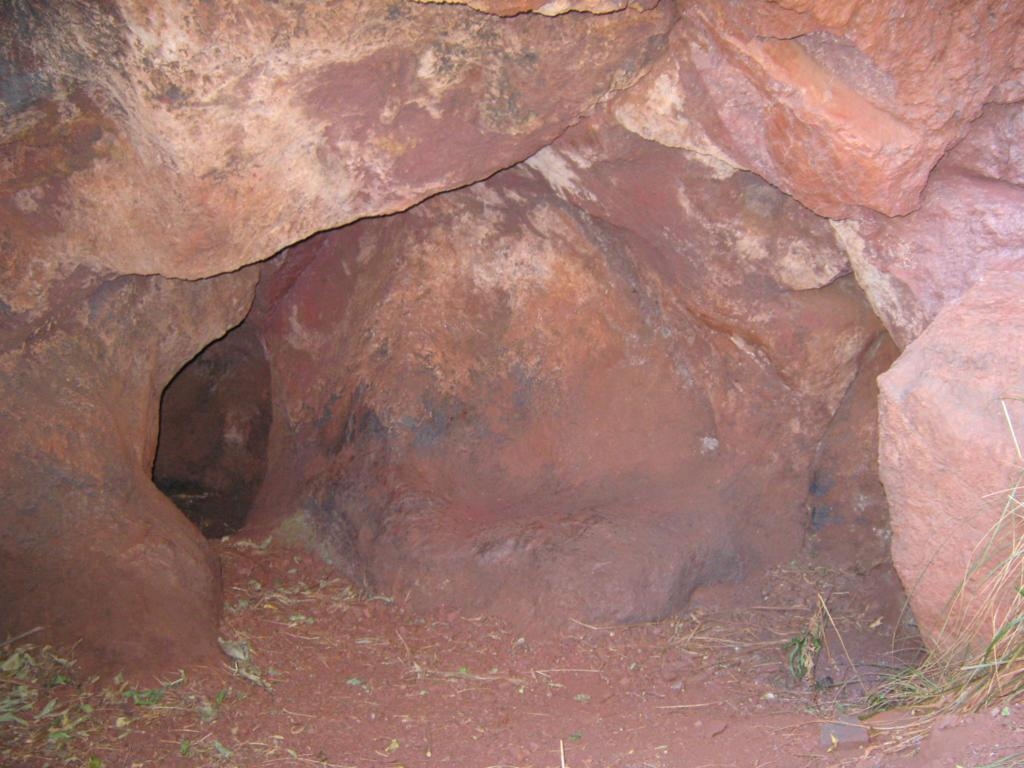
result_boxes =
[325,383,386,457]
[410,393,470,450]
[810,504,834,531]
[809,471,833,497]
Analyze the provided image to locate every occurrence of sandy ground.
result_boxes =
[2,538,1022,768]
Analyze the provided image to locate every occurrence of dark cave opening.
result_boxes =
[153,322,272,539]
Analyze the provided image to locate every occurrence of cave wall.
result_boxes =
[0,0,671,296]
[607,0,1024,219]
[0,0,671,669]
[0,270,256,671]
[1,0,1022,669]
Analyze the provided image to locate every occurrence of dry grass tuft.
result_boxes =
[864,400,1024,750]
[0,538,372,767]
[867,470,1024,712]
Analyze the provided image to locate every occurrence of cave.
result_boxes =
[3,1,1024,765]
[153,324,272,539]
[153,162,904,633]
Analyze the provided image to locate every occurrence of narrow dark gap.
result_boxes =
[153,322,272,539]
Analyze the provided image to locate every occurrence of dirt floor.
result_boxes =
[3,537,1023,768]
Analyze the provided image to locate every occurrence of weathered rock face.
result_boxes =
[247,165,884,629]
[0,269,256,671]
[154,325,272,539]
[611,0,1024,218]
[839,98,1024,649]
[0,0,671,670]
[879,271,1024,650]
[524,108,902,584]
[834,102,1024,347]
[0,0,671,314]
[525,110,878,410]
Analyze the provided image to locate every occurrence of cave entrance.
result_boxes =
[153,322,272,539]
[136,201,931,764]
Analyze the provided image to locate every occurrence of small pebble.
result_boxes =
[819,714,869,750]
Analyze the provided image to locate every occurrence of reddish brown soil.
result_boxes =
[3,539,1022,768]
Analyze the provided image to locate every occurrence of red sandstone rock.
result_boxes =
[879,270,1024,650]
[0,269,257,672]
[944,101,1024,186]
[524,110,880,411]
[250,171,736,626]
[830,101,1024,648]
[0,0,669,671]
[835,171,1024,348]
[2,0,1017,675]
[833,102,1024,347]
[0,0,670,312]
[611,0,1024,218]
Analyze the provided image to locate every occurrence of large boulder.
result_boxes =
[610,0,1024,218]
[879,270,1024,650]
[1,0,672,309]
[247,165,884,629]
[833,102,1024,347]
[0,269,256,671]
